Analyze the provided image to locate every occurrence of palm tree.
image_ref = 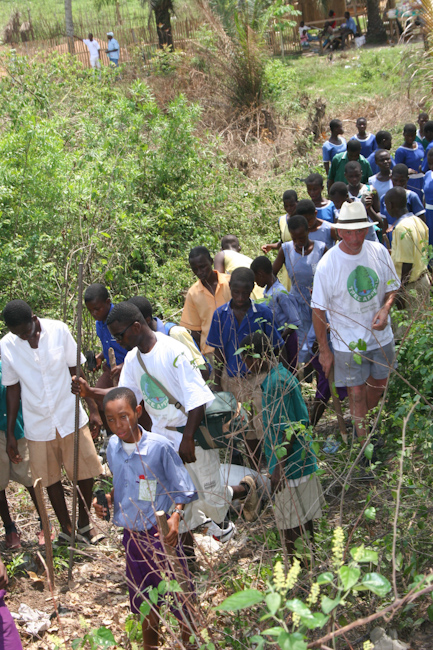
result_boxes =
[366,0,387,43]
[64,0,75,53]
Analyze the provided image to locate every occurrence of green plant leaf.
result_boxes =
[364,443,374,460]
[361,573,391,596]
[364,507,377,521]
[338,566,360,590]
[350,545,378,564]
[353,352,362,365]
[250,636,265,650]
[278,631,308,650]
[357,338,367,351]
[285,599,312,617]
[317,572,334,585]
[349,341,357,351]
[321,595,341,614]
[265,592,281,615]
[139,601,151,620]
[71,640,83,650]
[91,627,116,648]
[262,626,284,636]
[217,589,264,611]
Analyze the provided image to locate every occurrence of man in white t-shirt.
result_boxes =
[1,300,103,545]
[73,301,258,548]
[82,33,101,69]
[311,202,400,441]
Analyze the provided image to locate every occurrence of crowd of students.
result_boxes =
[0,113,431,649]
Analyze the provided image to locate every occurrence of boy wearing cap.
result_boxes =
[311,202,400,444]
[106,32,119,66]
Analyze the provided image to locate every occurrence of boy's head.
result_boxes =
[188,246,214,284]
[344,160,362,186]
[300,20,305,27]
[283,189,298,216]
[229,267,254,310]
[2,299,36,340]
[240,330,272,374]
[403,123,417,146]
[330,119,344,136]
[344,11,350,19]
[305,173,324,202]
[423,120,433,143]
[375,130,392,151]
[103,387,142,443]
[295,199,316,224]
[347,139,362,160]
[418,112,429,130]
[106,301,145,350]
[356,117,367,135]
[391,163,409,188]
[127,296,154,328]
[221,234,241,252]
[384,186,407,219]
[288,215,309,249]
[88,33,93,41]
[329,181,349,209]
[250,256,273,288]
[329,9,336,18]
[374,149,391,173]
[84,283,111,322]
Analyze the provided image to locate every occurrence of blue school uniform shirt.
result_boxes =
[261,363,317,481]
[107,427,197,531]
[0,361,24,440]
[95,303,128,368]
[367,151,395,176]
[263,280,301,331]
[322,138,347,163]
[395,143,424,174]
[309,220,334,248]
[350,133,377,158]
[345,16,357,32]
[380,189,425,226]
[422,141,433,173]
[206,300,284,377]
[316,200,335,223]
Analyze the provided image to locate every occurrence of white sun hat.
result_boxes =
[335,201,371,230]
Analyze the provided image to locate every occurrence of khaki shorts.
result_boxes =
[334,341,395,388]
[274,474,324,531]
[27,426,103,488]
[222,372,267,441]
[0,434,33,491]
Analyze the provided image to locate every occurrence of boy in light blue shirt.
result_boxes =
[94,386,197,649]
[106,32,119,65]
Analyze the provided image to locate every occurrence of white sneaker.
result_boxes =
[205,520,236,543]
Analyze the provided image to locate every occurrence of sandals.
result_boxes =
[77,525,106,546]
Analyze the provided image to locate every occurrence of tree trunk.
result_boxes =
[366,0,387,43]
[154,6,174,50]
[116,1,123,25]
[64,0,75,54]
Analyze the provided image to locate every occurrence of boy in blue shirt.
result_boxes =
[367,131,395,175]
[322,119,346,174]
[241,331,323,558]
[94,387,197,650]
[350,117,377,158]
[379,164,426,235]
[0,361,42,548]
[251,255,300,372]
[395,123,424,199]
[85,283,127,433]
[207,267,284,467]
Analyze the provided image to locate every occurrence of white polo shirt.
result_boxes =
[83,39,100,59]
[1,318,88,441]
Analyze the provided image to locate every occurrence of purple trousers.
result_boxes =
[283,330,298,375]
[310,354,348,403]
[123,528,194,618]
[0,590,23,650]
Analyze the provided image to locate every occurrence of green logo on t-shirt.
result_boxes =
[347,265,379,303]
[140,372,168,411]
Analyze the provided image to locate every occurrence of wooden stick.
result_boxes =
[328,367,348,444]
[155,510,189,593]
[33,478,55,589]
[68,260,84,584]
[108,347,118,387]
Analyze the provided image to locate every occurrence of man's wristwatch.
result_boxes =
[173,508,185,520]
